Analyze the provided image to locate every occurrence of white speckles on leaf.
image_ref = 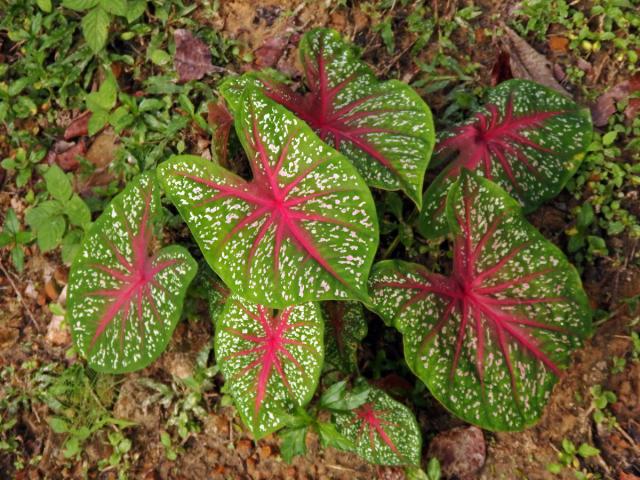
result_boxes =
[420,79,592,238]
[158,88,378,308]
[67,173,197,374]
[333,384,422,466]
[215,297,324,439]
[370,172,591,431]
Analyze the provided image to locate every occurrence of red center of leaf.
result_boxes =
[223,303,314,416]
[261,46,399,174]
[173,116,359,286]
[439,96,563,189]
[87,189,178,353]
[376,191,567,398]
[353,402,401,456]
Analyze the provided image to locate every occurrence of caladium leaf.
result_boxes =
[67,173,197,373]
[220,28,435,207]
[419,79,592,238]
[322,301,368,374]
[333,383,422,466]
[158,87,378,308]
[370,171,591,431]
[214,296,324,439]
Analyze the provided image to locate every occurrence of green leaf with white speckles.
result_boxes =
[214,297,324,439]
[419,79,592,238]
[322,301,367,374]
[67,173,197,373]
[370,171,591,431]
[332,383,422,466]
[220,28,435,208]
[158,87,378,308]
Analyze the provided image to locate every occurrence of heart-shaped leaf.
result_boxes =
[333,383,422,466]
[158,87,378,308]
[370,171,591,431]
[322,301,368,374]
[220,28,435,207]
[67,173,197,373]
[214,297,324,438]
[419,79,592,238]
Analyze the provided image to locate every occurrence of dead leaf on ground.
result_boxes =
[491,50,514,86]
[591,75,640,127]
[502,26,570,97]
[63,111,92,140]
[253,36,290,69]
[85,129,119,169]
[45,139,87,171]
[208,101,233,165]
[173,29,222,83]
[548,35,569,53]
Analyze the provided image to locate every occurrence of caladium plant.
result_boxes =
[322,301,368,375]
[419,79,592,238]
[333,382,422,466]
[214,296,324,438]
[158,87,378,308]
[370,171,591,431]
[219,28,436,208]
[67,173,197,373]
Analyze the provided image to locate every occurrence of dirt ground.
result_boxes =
[1,0,639,479]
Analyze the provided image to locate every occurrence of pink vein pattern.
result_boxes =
[87,187,178,353]
[438,96,563,189]
[223,303,316,417]
[375,192,567,399]
[260,47,400,175]
[352,402,401,456]
[172,117,359,286]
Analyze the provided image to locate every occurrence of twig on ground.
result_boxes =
[0,259,41,332]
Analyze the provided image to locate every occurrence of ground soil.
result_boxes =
[1,1,639,479]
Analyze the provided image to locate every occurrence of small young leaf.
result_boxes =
[320,380,370,412]
[158,87,378,308]
[322,301,368,374]
[419,79,592,238]
[37,215,66,252]
[317,421,354,451]
[44,165,73,203]
[62,0,99,11]
[280,426,308,463]
[215,298,324,439]
[67,173,197,373]
[333,384,422,466]
[100,0,127,16]
[36,0,52,12]
[67,194,92,228]
[370,171,591,431]
[82,6,111,54]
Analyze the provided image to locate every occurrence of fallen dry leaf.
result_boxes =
[174,29,220,83]
[63,111,92,140]
[46,139,87,171]
[85,129,119,169]
[207,101,233,164]
[591,76,640,127]
[548,35,569,53]
[253,36,289,69]
[491,50,514,86]
[503,26,570,97]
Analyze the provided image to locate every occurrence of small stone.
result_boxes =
[427,426,486,480]
[258,444,272,460]
[45,315,71,347]
[236,439,253,459]
[44,278,59,301]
